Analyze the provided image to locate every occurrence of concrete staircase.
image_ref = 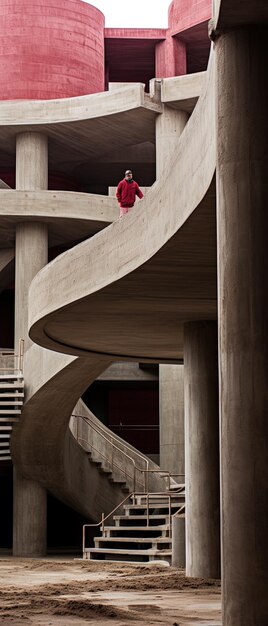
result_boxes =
[0,373,24,461]
[84,486,185,563]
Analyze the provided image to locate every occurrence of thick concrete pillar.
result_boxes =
[156,35,186,78]
[216,29,268,624]
[184,321,220,579]
[156,106,189,180]
[159,364,184,480]
[156,108,188,482]
[13,469,47,557]
[15,222,48,353]
[13,132,48,557]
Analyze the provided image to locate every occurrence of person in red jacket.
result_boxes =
[116,170,144,217]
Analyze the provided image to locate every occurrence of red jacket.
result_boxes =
[116,179,143,208]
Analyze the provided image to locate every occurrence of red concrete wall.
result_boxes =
[155,35,186,78]
[0,0,105,100]
[168,0,212,34]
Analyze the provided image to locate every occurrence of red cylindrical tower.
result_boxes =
[0,0,105,100]
[168,0,211,33]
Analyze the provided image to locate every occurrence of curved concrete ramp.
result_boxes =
[10,53,216,525]
[29,54,216,362]
[11,345,167,520]
[0,190,118,247]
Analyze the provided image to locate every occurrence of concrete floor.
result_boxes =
[0,557,221,625]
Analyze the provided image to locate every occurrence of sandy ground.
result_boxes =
[0,557,221,626]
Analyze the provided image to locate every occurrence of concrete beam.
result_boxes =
[0,190,118,247]
[159,72,206,112]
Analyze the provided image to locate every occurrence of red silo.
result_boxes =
[0,0,105,100]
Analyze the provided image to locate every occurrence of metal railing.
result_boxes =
[72,413,149,492]
[82,484,185,555]
[0,339,24,374]
[72,409,185,556]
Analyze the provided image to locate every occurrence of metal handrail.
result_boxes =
[0,339,24,373]
[77,435,139,488]
[143,490,185,538]
[83,491,134,554]
[75,411,151,475]
[82,487,185,554]
[72,413,149,492]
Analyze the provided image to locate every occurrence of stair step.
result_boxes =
[0,374,24,379]
[124,502,183,513]
[0,418,20,423]
[0,434,11,438]
[0,401,23,406]
[0,410,21,414]
[0,392,24,397]
[104,525,169,532]
[0,455,11,461]
[0,383,24,389]
[0,426,13,431]
[95,537,171,546]
[133,497,185,507]
[114,515,169,523]
[86,548,172,556]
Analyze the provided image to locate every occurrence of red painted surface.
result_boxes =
[0,0,105,100]
[168,0,212,34]
[104,28,166,40]
[156,35,186,78]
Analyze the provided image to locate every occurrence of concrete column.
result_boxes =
[15,222,48,353]
[156,107,188,483]
[156,106,189,179]
[184,321,220,579]
[159,364,184,480]
[13,132,48,557]
[172,514,185,568]
[216,29,268,624]
[156,35,186,78]
[13,469,47,557]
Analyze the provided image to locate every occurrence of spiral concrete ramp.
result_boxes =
[4,55,216,521]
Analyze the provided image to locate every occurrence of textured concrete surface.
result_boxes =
[28,54,216,361]
[216,26,268,625]
[184,322,220,580]
[0,0,105,99]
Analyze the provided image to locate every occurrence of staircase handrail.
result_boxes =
[77,435,141,490]
[82,487,185,554]
[0,338,24,373]
[72,413,149,492]
[73,411,151,477]
[82,491,134,554]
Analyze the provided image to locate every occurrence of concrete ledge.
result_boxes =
[160,72,206,112]
[0,190,118,246]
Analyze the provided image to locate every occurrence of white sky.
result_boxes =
[82,0,171,28]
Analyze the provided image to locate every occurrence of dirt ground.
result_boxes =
[0,557,221,626]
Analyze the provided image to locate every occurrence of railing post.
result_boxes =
[101,513,105,534]
[169,494,172,539]
[82,524,86,557]
[18,337,24,373]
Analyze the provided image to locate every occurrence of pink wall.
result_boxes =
[0,0,105,100]
[168,0,212,34]
[156,35,186,78]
